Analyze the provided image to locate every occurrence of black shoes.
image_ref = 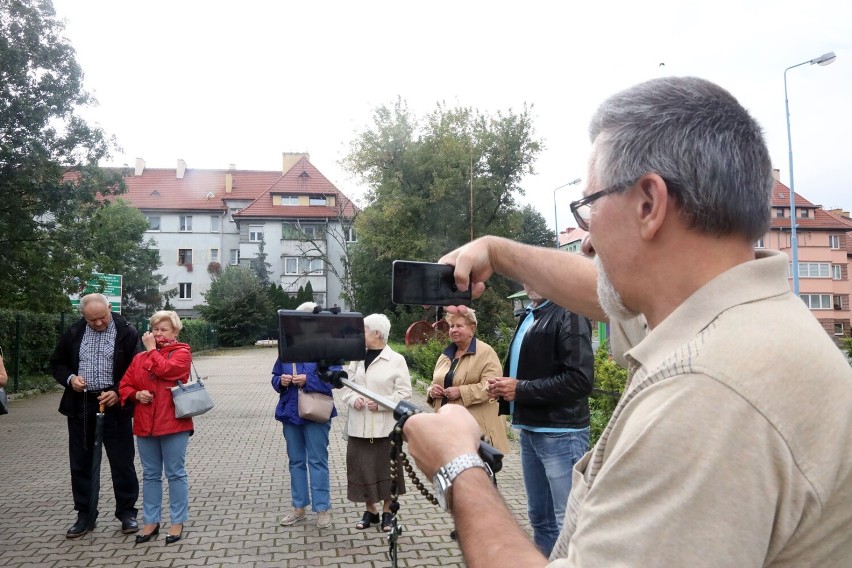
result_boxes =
[355,511,380,530]
[134,523,159,544]
[165,528,183,545]
[66,515,96,539]
[380,512,394,533]
[120,516,139,534]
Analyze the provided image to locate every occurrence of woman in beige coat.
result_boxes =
[341,314,412,532]
[426,310,509,454]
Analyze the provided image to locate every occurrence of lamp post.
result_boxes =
[784,51,836,296]
[553,178,582,248]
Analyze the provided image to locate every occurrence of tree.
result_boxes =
[250,236,272,287]
[343,99,543,339]
[280,196,359,310]
[88,199,165,317]
[197,266,271,346]
[0,0,126,312]
[511,204,556,248]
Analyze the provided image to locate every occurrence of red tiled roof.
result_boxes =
[88,157,356,218]
[559,227,587,246]
[768,181,852,231]
[237,156,357,218]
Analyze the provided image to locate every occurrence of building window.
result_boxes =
[798,209,810,219]
[146,215,161,231]
[179,283,192,299]
[284,257,324,275]
[794,262,830,278]
[836,322,846,336]
[829,234,841,249]
[282,223,325,240]
[346,227,357,243]
[178,249,193,265]
[754,237,765,249]
[280,195,300,206]
[833,264,843,280]
[775,208,785,218]
[800,294,831,310]
[309,196,327,206]
[834,296,843,311]
[313,293,326,306]
[249,225,264,242]
[179,215,193,232]
[229,249,240,265]
[211,215,220,233]
[211,249,219,263]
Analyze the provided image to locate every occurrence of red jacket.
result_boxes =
[119,342,194,437]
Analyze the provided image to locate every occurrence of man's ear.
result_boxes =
[635,173,669,241]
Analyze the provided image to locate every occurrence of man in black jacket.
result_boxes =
[488,283,594,556]
[50,294,141,538]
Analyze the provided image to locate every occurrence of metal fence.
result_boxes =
[0,310,217,393]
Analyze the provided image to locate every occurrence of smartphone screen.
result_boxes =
[278,310,366,363]
[392,260,472,306]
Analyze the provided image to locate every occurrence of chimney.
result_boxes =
[772,168,781,182]
[282,152,309,174]
[176,159,187,179]
[225,167,233,194]
[134,158,146,176]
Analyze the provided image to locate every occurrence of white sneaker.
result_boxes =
[316,510,332,528]
[279,509,307,526]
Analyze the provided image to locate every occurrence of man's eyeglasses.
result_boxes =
[569,185,625,231]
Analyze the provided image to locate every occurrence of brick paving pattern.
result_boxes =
[0,347,531,567]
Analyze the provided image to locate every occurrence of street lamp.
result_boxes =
[553,178,582,248]
[784,50,836,296]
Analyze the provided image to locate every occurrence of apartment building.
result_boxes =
[120,152,356,318]
[764,174,852,338]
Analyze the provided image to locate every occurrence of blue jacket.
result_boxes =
[271,360,339,425]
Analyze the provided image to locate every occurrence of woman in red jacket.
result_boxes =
[119,311,192,545]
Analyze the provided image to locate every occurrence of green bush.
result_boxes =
[841,334,852,366]
[589,340,628,446]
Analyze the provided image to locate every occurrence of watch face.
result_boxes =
[433,473,450,511]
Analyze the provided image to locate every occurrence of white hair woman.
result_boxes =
[340,313,412,532]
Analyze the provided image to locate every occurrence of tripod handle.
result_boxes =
[392,400,503,475]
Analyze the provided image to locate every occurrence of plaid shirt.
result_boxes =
[78,319,117,390]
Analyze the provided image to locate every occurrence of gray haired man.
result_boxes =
[402,77,852,567]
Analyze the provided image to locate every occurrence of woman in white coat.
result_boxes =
[341,314,412,532]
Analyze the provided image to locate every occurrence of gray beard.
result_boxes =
[594,255,640,321]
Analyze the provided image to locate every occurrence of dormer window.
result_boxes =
[309,196,327,206]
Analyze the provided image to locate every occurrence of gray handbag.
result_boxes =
[171,361,214,418]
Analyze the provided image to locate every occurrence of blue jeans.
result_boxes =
[283,421,331,512]
[520,428,589,557]
[137,432,190,525]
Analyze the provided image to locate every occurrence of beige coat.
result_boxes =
[341,345,412,439]
[427,338,509,454]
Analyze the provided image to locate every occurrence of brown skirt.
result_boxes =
[346,436,406,504]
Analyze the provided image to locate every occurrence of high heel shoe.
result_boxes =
[165,525,183,545]
[134,523,159,544]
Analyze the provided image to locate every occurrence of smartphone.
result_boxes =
[392,260,472,306]
[278,310,366,363]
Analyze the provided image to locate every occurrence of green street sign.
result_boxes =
[69,273,123,313]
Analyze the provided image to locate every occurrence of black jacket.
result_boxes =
[498,301,594,429]
[50,312,140,419]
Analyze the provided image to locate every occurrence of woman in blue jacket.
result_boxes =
[272,302,339,529]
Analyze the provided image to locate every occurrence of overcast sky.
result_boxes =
[52,0,852,233]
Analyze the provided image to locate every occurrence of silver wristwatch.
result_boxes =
[432,453,492,512]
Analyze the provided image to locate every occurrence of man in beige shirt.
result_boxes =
[402,76,852,567]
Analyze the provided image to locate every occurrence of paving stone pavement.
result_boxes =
[0,347,532,567]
